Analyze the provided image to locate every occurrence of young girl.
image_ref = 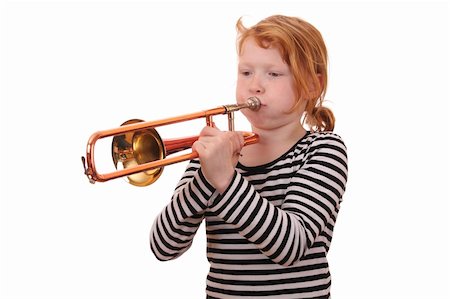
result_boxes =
[150,15,348,298]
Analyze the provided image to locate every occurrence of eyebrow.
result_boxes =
[238,62,289,70]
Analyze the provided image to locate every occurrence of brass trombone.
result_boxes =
[81,97,261,187]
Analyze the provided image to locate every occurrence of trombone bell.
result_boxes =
[112,119,165,187]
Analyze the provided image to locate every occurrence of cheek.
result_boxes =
[282,82,299,106]
[235,81,246,99]
[236,77,244,89]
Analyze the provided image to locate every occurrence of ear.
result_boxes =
[308,73,323,99]
[316,73,324,89]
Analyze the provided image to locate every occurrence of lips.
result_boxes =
[247,97,266,106]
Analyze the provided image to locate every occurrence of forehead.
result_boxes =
[239,38,286,66]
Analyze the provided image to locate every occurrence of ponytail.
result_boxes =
[303,100,335,132]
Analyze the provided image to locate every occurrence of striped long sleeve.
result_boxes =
[150,131,348,298]
[150,164,216,261]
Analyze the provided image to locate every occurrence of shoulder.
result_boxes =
[301,131,347,154]
[293,131,348,168]
[306,131,346,144]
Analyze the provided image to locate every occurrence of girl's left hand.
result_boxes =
[192,125,244,194]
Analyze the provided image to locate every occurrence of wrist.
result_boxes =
[213,168,236,194]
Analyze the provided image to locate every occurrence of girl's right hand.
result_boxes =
[192,125,244,194]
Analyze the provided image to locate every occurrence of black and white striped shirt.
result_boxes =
[150,131,348,298]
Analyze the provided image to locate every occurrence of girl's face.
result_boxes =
[236,38,303,130]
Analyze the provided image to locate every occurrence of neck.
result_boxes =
[240,122,306,166]
[253,122,306,146]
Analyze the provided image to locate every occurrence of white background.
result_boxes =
[1,0,449,298]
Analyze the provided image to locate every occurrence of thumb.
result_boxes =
[192,140,205,155]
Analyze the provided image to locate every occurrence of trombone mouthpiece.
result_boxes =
[246,97,261,111]
[223,97,261,113]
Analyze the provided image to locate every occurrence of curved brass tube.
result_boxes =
[81,97,260,186]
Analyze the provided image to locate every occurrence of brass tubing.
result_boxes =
[82,97,260,185]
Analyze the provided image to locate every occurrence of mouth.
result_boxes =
[238,97,266,110]
[248,96,266,105]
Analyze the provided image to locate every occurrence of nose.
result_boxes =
[249,75,264,94]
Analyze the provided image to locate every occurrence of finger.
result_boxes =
[236,131,245,147]
[228,132,244,154]
[200,125,220,137]
[234,132,245,150]
[237,131,244,148]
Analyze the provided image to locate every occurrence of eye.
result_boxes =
[240,71,251,76]
[269,72,281,77]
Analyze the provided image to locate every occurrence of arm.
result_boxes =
[149,161,216,261]
[208,133,348,266]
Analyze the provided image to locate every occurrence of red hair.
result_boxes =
[236,15,335,132]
